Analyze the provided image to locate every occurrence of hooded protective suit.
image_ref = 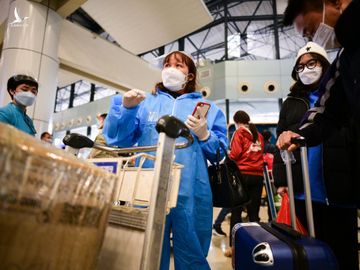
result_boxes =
[103,90,227,269]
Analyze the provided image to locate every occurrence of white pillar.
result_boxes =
[0,0,61,136]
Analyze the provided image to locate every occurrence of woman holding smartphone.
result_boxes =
[103,51,227,270]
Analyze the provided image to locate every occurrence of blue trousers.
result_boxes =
[160,207,212,270]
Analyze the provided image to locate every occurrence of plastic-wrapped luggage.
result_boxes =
[0,123,118,270]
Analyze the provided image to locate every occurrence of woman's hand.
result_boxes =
[123,89,146,108]
[185,115,210,141]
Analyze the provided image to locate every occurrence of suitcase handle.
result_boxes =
[290,136,306,147]
[284,137,315,238]
[63,115,194,154]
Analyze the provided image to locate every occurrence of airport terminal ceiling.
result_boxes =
[140,0,307,63]
[54,0,306,107]
[65,0,306,63]
[1,0,306,70]
[0,0,306,91]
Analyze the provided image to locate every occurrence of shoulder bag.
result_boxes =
[208,143,250,208]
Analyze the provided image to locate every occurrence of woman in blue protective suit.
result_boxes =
[103,51,228,270]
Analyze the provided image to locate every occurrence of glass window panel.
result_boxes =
[228,33,241,58]
[55,85,71,112]
[73,80,91,107]
[94,85,117,100]
[278,26,307,59]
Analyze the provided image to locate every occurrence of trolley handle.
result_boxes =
[62,115,193,154]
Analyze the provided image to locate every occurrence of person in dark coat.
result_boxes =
[277,1,360,268]
[273,42,331,193]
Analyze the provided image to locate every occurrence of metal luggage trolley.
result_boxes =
[63,115,193,270]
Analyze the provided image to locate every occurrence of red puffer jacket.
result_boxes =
[229,127,264,176]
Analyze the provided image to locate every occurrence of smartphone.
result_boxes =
[192,102,211,119]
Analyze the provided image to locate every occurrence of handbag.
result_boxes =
[208,144,250,208]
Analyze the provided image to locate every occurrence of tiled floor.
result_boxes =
[207,206,270,270]
[170,206,270,270]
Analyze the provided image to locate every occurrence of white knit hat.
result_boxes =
[291,42,330,80]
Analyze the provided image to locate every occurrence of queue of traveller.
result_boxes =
[1,0,359,266]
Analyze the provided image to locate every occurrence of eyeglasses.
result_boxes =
[294,59,319,73]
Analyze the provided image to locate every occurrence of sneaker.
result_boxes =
[213,225,227,236]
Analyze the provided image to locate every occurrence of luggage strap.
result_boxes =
[261,223,309,270]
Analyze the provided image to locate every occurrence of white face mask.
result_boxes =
[14,91,36,106]
[312,3,340,50]
[162,67,188,92]
[299,66,323,85]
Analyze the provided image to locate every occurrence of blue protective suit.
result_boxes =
[103,90,227,270]
[0,103,36,135]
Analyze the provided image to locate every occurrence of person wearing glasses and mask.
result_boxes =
[0,75,38,136]
[103,51,227,270]
[277,1,360,269]
[273,42,330,194]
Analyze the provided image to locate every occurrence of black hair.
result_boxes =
[7,75,38,99]
[41,132,51,139]
[99,113,107,119]
[283,0,323,26]
[227,123,236,142]
[261,130,272,142]
[233,110,259,143]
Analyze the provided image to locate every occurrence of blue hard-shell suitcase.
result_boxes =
[232,138,338,270]
[232,221,338,270]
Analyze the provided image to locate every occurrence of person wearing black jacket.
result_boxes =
[273,42,331,193]
[277,1,360,269]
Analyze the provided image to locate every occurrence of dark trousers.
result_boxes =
[229,174,263,246]
[295,199,359,270]
[213,207,231,227]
